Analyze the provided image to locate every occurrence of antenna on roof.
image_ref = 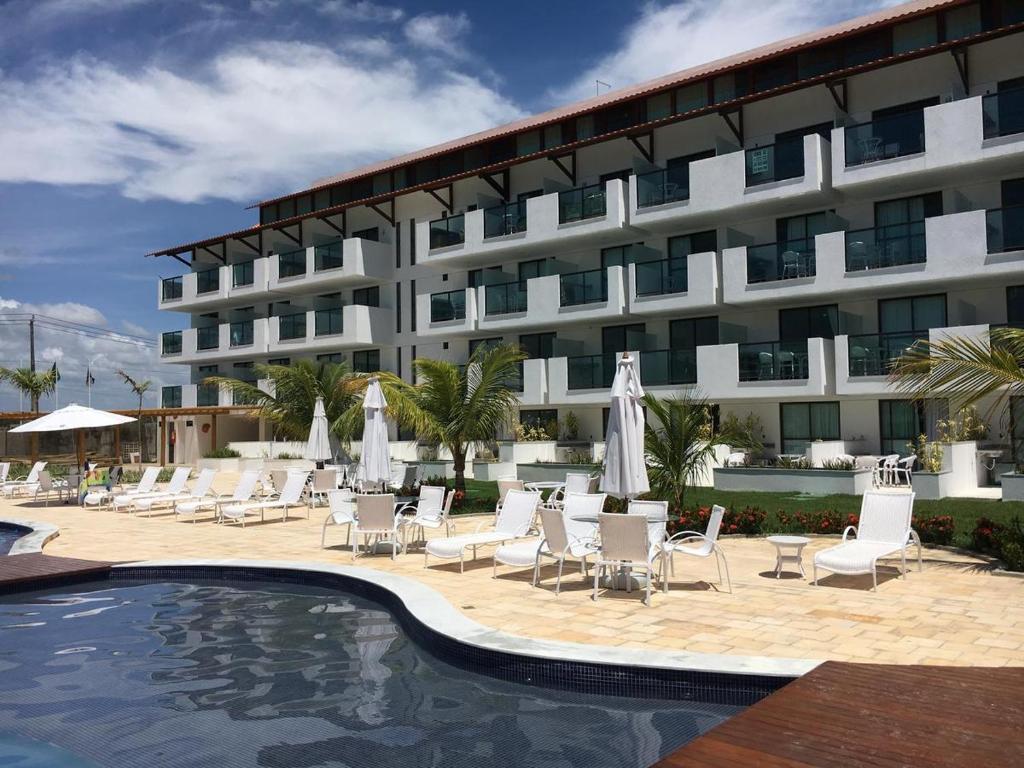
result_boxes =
[595,79,611,97]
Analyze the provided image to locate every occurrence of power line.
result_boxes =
[0,313,155,348]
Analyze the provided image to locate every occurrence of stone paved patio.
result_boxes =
[3,475,1022,668]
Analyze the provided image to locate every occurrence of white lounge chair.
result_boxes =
[121,466,161,496]
[0,463,9,483]
[352,494,403,561]
[112,467,191,513]
[322,489,356,548]
[660,504,731,593]
[400,486,454,546]
[33,471,69,506]
[813,491,918,591]
[2,461,47,497]
[592,512,665,607]
[424,489,541,572]
[221,471,309,526]
[176,469,260,523]
[133,468,217,516]
[495,478,524,513]
[85,465,159,509]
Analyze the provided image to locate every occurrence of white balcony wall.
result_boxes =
[157,266,229,312]
[268,238,393,294]
[519,358,547,406]
[267,305,393,354]
[174,319,270,364]
[546,350,639,407]
[228,257,270,301]
[415,287,478,337]
[697,338,834,401]
[627,251,719,316]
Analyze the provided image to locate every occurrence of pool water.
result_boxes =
[0,581,739,767]
[0,524,26,555]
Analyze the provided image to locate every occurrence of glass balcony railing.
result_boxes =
[314,307,343,337]
[641,349,697,386]
[744,138,806,186]
[483,201,527,238]
[161,276,182,301]
[232,260,254,288]
[506,360,525,393]
[746,239,817,283]
[847,331,928,376]
[230,319,254,347]
[844,109,925,166]
[635,167,690,208]
[314,239,343,271]
[485,281,528,316]
[429,214,465,249]
[558,183,606,223]
[845,221,926,271]
[162,386,182,409]
[567,353,617,390]
[986,205,1024,254]
[559,268,607,306]
[278,312,306,341]
[233,388,258,406]
[196,325,219,351]
[738,340,809,382]
[430,289,466,323]
[982,86,1024,139]
[195,267,220,295]
[634,258,688,296]
[161,331,182,356]
[197,383,219,407]
[278,248,306,279]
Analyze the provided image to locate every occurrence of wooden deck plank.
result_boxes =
[0,553,113,590]
[656,661,1024,767]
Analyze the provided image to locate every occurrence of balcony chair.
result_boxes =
[781,250,802,279]
[777,348,796,379]
[847,241,869,270]
[757,351,775,380]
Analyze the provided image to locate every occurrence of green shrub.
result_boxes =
[203,447,241,459]
[913,515,955,546]
[821,457,856,471]
[275,452,302,460]
[995,517,1024,571]
[775,509,857,535]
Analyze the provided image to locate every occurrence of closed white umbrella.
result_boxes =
[600,353,649,499]
[357,378,391,488]
[304,396,333,463]
[10,403,137,468]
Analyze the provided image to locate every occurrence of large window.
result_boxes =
[601,244,643,269]
[602,324,646,354]
[779,304,839,340]
[1008,286,1024,326]
[352,286,379,307]
[352,350,380,373]
[879,294,946,333]
[669,230,717,258]
[519,409,558,439]
[1012,397,1024,466]
[879,399,947,455]
[519,333,555,359]
[670,317,718,349]
[469,337,504,356]
[518,259,546,281]
[781,402,840,455]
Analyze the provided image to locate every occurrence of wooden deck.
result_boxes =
[0,553,113,592]
[657,660,1024,767]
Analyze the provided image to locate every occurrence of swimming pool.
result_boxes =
[0,577,743,767]
[0,523,27,555]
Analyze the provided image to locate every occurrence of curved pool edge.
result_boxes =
[0,518,59,555]
[115,558,821,680]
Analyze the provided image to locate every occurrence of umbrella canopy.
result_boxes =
[357,378,391,487]
[9,403,135,433]
[303,396,333,462]
[600,354,649,499]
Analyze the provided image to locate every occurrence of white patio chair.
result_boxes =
[629,499,669,551]
[134,468,217,517]
[875,454,899,487]
[33,471,68,506]
[548,472,598,507]
[112,467,191,513]
[0,463,9,483]
[309,468,338,508]
[86,465,158,509]
[592,513,664,607]
[495,478,524,513]
[893,455,916,485]
[176,469,260,523]
[321,489,357,548]
[813,491,919,591]
[220,471,310,526]
[2,461,47,497]
[425,489,541,572]
[660,504,731,593]
[725,452,747,467]
[402,486,455,547]
[352,493,402,561]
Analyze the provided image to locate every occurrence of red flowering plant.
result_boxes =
[666,505,766,536]
[776,509,854,535]
[971,517,1004,554]
[913,515,954,546]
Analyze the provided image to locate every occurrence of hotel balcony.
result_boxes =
[696,338,835,401]
[267,304,393,354]
[517,358,548,407]
[416,179,629,266]
[160,383,236,409]
[628,133,830,232]
[157,266,229,312]
[161,318,270,364]
[832,92,1024,195]
[723,210,1024,306]
[627,251,719,316]
[416,287,479,338]
[268,237,393,294]
[835,324,990,396]
[547,352,631,406]
[476,266,627,333]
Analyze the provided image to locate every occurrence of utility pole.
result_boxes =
[28,315,38,412]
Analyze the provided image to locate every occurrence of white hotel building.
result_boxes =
[152,0,1024,467]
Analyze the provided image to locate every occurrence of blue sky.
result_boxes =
[0,0,895,409]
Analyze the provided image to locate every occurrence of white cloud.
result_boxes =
[28,0,155,20]
[0,41,521,203]
[316,0,404,23]
[403,12,471,58]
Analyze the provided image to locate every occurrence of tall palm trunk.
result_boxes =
[451,445,467,491]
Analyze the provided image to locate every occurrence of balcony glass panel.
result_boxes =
[161,386,182,409]
[567,353,616,390]
[232,260,254,287]
[986,205,1024,253]
[430,290,466,322]
[429,214,465,249]
[845,221,926,271]
[844,109,925,166]
[161,276,182,301]
[635,258,688,296]
[746,239,817,283]
[506,360,525,393]
[982,86,1024,139]
[641,349,697,386]
[229,320,254,347]
[558,183,606,223]
[635,167,690,208]
[278,249,306,279]
[738,340,809,381]
[161,331,182,355]
[197,383,219,407]
[559,268,607,306]
[314,307,343,336]
[744,137,805,187]
[483,201,527,238]
[233,388,258,406]
[196,325,219,351]
[278,312,306,341]
[314,239,343,271]
[484,281,527,316]
[847,331,928,376]
[195,267,219,294]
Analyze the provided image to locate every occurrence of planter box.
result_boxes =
[713,467,873,495]
[804,440,848,468]
[1001,473,1024,502]
[197,457,241,472]
[498,441,557,464]
[472,461,516,481]
[414,460,459,480]
[517,462,600,484]
[912,471,953,500]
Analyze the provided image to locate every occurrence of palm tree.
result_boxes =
[0,366,57,413]
[117,370,152,462]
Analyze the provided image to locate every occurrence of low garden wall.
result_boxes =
[713,467,874,496]
[517,462,600,483]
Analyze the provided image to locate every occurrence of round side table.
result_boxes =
[767,535,811,579]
